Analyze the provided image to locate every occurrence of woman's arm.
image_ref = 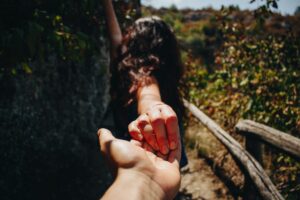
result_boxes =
[129,77,180,156]
[103,0,122,61]
[136,77,162,115]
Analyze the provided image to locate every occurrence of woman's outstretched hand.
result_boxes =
[128,103,180,156]
[98,128,181,200]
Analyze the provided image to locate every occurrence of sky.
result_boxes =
[141,0,300,15]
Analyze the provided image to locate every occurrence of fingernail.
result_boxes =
[162,146,169,155]
[170,141,177,149]
[143,124,153,132]
[138,133,143,140]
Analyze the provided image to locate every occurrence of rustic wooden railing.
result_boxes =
[235,120,300,199]
[183,99,285,200]
[235,120,300,158]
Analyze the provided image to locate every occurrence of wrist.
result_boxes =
[115,170,166,200]
[138,100,164,114]
[136,79,162,114]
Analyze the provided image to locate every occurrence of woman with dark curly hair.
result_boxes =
[103,0,187,167]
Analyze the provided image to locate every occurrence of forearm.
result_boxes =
[101,170,165,200]
[103,0,122,59]
[137,78,163,114]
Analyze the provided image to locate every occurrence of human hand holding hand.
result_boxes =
[128,103,180,156]
[98,128,181,200]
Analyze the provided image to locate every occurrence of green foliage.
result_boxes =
[221,36,300,129]
[193,7,300,198]
[1,0,99,70]
[251,0,279,9]
[169,4,178,12]
[144,2,300,198]
[295,6,300,15]
[0,0,139,75]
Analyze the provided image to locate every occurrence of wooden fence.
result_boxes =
[184,100,300,200]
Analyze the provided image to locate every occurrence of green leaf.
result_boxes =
[21,63,32,74]
[11,68,17,75]
[240,78,249,86]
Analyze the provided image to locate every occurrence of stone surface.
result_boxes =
[0,49,111,199]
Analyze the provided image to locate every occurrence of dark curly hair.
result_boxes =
[110,16,184,131]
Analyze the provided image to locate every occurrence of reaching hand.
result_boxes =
[128,103,180,156]
[98,128,181,200]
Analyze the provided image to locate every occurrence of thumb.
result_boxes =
[97,128,118,176]
[97,128,116,154]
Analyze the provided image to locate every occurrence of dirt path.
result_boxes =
[176,125,235,200]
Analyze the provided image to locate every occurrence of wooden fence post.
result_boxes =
[243,134,263,200]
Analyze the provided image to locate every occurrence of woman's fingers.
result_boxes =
[130,139,142,147]
[128,121,143,141]
[157,152,168,160]
[129,103,180,157]
[147,107,169,155]
[137,114,160,151]
[142,142,155,153]
[160,105,179,150]
[168,139,181,168]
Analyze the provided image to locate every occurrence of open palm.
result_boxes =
[98,129,181,200]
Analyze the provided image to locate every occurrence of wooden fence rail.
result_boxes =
[183,99,284,200]
[235,120,300,158]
